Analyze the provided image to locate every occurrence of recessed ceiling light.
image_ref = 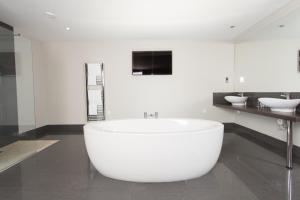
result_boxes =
[45,11,56,19]
[230,25,236,29]
[66,27,71,31]
[278,24,285,28]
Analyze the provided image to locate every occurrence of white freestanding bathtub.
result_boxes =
[84,118,224,182]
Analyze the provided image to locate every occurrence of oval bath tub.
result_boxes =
[84,118,224,182]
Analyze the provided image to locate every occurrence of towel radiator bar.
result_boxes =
[85,62,105,121]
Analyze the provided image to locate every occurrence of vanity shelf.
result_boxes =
[214,104,300,122]
[213,92,300,169]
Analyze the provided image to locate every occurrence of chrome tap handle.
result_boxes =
[281,92,290,99]
[155,112,158,118]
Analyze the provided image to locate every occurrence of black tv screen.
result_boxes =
[132,51,172,75]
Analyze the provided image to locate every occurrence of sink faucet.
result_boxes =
[144,112,158,119]
[281,92,291,100]
[237,92,244,97]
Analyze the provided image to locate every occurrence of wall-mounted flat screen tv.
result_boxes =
[132,51,172,75]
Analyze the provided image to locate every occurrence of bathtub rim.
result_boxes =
[84,118,224,135]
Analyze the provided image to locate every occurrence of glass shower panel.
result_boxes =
[0,23,18,147]
[14,35,36,133]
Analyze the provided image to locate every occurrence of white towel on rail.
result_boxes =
[88,90,102,105]
[88,63,101,79]
[88,104,98,115]
[87,75,97,85]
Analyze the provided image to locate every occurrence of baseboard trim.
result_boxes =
[223,123,236,132]
[46,124,84,133]
[224,123,300,159]
[18,126,48,140]
[19,124,84,139]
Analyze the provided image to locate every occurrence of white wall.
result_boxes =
[234,39,300,146]
[31,38,300,147]
[40,40,235,125]
[31,38,300,148]
[32,40,48,127]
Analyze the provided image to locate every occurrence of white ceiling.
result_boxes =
[236,1,300,41]
[0,0,292,41]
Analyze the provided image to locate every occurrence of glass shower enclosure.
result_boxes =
[0,21,36,147]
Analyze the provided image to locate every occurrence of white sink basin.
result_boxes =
[258,98,300,113]
[224,96,248,106]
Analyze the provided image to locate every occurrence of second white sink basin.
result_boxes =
[258,98,300,113]
[225,96,248,106]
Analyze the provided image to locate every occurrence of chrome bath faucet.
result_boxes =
[144,112,158,119]
[281,92,291,99]
[237,92,244,97]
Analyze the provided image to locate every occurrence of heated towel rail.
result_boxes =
[85,63,105,121]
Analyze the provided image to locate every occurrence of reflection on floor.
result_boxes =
[0,140,59,172]
[0,133,299,200]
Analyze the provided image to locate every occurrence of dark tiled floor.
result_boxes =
[0,132,299,200]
